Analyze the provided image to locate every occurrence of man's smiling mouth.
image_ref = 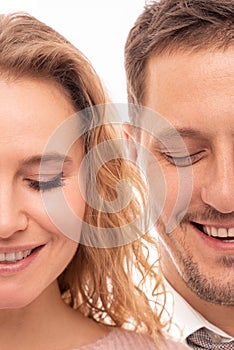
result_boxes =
[192,222,234,243]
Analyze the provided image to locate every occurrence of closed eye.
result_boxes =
[26,172,64,192]
[163,152,204,167]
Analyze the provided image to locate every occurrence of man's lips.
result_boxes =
[191,222,234,241]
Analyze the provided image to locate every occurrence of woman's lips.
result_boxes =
[0,245,45,275]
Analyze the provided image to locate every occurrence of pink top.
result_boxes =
[70,329,188,350]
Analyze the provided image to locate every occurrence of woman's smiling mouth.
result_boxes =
[0,249,32,263]
[0,245,45,274]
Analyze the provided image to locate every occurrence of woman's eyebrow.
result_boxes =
[20,153,73,168]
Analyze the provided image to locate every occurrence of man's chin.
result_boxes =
[182,257,234,306]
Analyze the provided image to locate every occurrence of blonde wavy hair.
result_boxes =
[0,12,168,341]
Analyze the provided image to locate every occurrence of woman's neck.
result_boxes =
[0,281,109,350]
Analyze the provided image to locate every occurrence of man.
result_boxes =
[125,0,234,348]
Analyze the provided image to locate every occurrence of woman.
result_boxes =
[0,13,188,349]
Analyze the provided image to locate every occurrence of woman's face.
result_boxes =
[0,77,85,308]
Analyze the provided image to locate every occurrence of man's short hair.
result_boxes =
[125,0,234,105]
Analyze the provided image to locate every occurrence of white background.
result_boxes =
[0,0,145,102]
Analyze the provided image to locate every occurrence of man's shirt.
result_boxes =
[165,280,234,344]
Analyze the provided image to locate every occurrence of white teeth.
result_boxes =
[0,250,32,263]
[5,253,16,262]
[203,226,234,238]
[210,227,218,237]
[203,226,211,236]
[0,253,5,262]
[23,250,30,258]
[218,228,228,237]
[15,251,24,260]
[228,228,234,237]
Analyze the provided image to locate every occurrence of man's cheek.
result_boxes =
[150,166,193,233]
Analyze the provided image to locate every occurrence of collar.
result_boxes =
[165,279,234,343]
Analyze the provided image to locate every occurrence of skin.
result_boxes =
[0,78,108,350]
[143,49,234,336]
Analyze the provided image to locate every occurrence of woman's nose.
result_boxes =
[0,184,28,239]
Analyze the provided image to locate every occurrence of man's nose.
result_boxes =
[201,152,234,214]
[0,184,28,239]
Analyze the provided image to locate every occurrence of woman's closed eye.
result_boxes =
[26,172,64,192]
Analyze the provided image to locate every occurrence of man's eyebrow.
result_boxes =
[20,153,73,167]
[158,127,204,140]
[151,127,206,147]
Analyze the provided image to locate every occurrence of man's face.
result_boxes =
[143,49,234,305]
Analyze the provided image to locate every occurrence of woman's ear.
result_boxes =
[123,123,138,162]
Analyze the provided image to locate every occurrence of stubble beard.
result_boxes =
[157,215,234,306]
[181,252,234,305]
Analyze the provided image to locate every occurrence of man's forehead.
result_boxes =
[145,49,234,96]
[142,49,234,136]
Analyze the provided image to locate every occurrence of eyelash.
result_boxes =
[27,172,64,192]
[163,152,203,167]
